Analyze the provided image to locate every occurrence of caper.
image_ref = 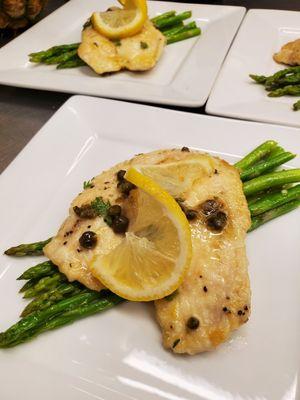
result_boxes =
[107,205,122,217]
[185,209,198,220]
[117,170,126,181]
[118,180,136,196]
[186,316,200,330]
[200,199,220,216]
[112,215,129,234]
[181,146,190,152]
[73,205,97,219]
[79,231,97,249]
[207,211,227,232]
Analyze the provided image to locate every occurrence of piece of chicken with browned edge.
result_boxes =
[78,20,166,74]
[273,38,300,66]
[44,149,251,355]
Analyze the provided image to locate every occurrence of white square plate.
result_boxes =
[1,96,300,400]
[206,9,300,127]
[0,0,245,107]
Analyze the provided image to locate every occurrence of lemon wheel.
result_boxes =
[90,168,192,301]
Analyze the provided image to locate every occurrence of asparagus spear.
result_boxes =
[265,66,300,87]
[249,74,268,84]
[153,11,192,30]
[240,152,296,181]
[4,238,52,257]
[248,184,300,216]
[268,84,300,97]
[23,273,66,298]
[249,199,300,232]
[21,283,83,317]
[2,293,123,348]
[43,49,78,65]
[57,56,86,69]
[266,72,300,89]
[17,260,57,280]
[0,292,100,347]
[29,43,80,63]
[243,169,300,197]
[163,21,197,37]
[19,278,40,293]
[151,11,176,24]
[293,99,300,111]
[234,140,278,172]
[166,28,201,45]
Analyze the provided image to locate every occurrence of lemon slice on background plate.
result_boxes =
[91,0,148,39]
[90,168,192,301]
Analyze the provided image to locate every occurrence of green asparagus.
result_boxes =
[243,169,300,197]
[249,74,268,84]
[234,140,278,172]
[21,283,83,317]
[43,49,78,65]
[249,199,300,232]
[4,238,52,257]
[166,28,201,45]
[57,56,86,69]
[23,273,66,299]
[17,260,57,280]
[268,84,300,97]
[0,292,100,347]
[151,11,176,24]
[19,278,40,293]
[248,184,300,216]
[163,21,197,37]
[153,11,192,30]
[29,43,80,63]
[240,152,296,181]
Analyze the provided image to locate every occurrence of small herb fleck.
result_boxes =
[172,338,180,348]
[83,180,94,189]
[140,41,148,49]
[203,286,208,293]
[237,310,243,316]
[114,40,122,47]
[165,290,178,301]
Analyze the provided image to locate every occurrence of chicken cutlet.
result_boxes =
[273,38,300,66]
[77,20,166,74]
[44,149,251,355]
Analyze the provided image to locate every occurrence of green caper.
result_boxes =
[79,231,97,249]
[207,211,227,232]
[186,316,200,330]
[73,205,97,219]
[118,180,136,196]
[185,209,198,220]
[107,205,122,217]
[112,215,129,234]
[117,170,126,181]
[200,199,220,216]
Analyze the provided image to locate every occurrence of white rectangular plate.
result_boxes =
[0,96,300,400]
[206,9,300,127]
[0,0,245,107]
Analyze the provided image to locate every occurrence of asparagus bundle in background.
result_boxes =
[2,140,300,348]
[28,10,201,69]
[250,66,300,111]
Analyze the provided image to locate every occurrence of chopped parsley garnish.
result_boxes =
[83,180,94,189]
[91,197,112,226]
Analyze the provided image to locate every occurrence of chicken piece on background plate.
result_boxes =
[78,20,166,74]
[273,38,300,66]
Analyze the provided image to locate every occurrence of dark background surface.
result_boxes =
[0,0,299,173]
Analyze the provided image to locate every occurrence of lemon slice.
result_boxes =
[91,0,148,40]
[90,168,192,301]
[139,154,215,198]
